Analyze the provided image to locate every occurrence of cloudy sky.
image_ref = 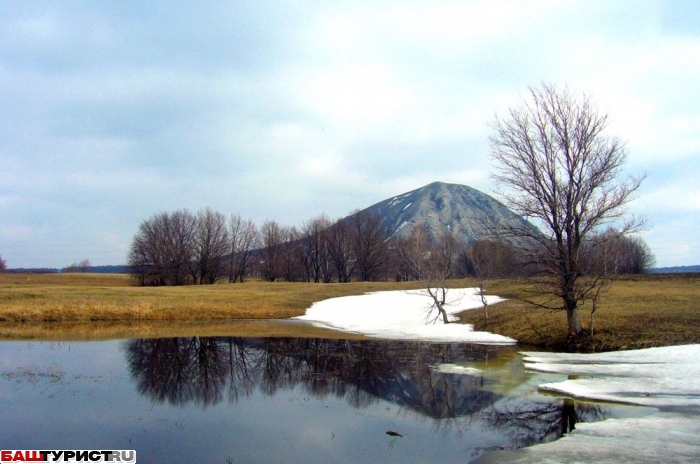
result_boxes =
[1,0,698,269]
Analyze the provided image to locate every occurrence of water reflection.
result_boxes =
[124,337,607,454]
[0,338,643,463]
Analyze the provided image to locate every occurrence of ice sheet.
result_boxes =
[475,344,700,463]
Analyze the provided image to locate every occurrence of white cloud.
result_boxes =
[0,1,699,267]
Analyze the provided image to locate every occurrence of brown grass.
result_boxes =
[2,272,699,350]
[459,274,700,352]
[0,272,424,323]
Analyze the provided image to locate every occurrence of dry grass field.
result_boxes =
[0,273,424,339]
[460,274,700,351]
[1,272,698,350]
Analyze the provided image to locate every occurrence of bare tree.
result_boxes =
[63,259,91,273]
[395,224,431,281]
[460,240,520,279]
[422,232,460,324]
[227,214,259,283]
[348,210,389,282]
[79,259,91,273]
[459,240,527,322]
[585,229,655,275]
[0,255,6,272]
[326,219,355,283]
[490,83,645,339]
[128,209,198,286]
[300,215,333,283]
[259,220,285,282]
[193,208,230,284]
[280,226,303,282]
[395,225,458,324]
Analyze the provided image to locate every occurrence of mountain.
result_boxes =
[357,181,539,245]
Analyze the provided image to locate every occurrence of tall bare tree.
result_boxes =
[0,255,7,272]
[280,226,303,282]
[128,209,197,285]
[326,219,355,283]
[348,210,389,282]
[227,214,259,283]
[300,215,333,283]
[193,208,230,284]
[259,220,285,282]
[490,83,645,339]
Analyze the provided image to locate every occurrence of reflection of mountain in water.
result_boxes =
[125,337,499,416]
[124,337,607,456]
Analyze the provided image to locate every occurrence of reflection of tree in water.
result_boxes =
[125,337,495,414]
[467,397,607,459]
[125,338,231,407]
[125,337,608,455]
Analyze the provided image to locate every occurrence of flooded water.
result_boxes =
[0,336,650,463]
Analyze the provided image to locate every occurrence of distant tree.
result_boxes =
[0,255,6,272]
[394,224,431,281]
[227,214,259,283]
[300,215,333,283]
[490,83,645,339]
[584,229,655,275]
[63,259,92,273]
[63,263,78,273]
[326,219,355,283]
[394,225,459,324]
[192,208,230,284]
[348,210,389,282]
[128,209,198,286]
[460,240,519,279]
[259,220,286,282]
[79,259,91,273]
[460,240,517,322]
[280,226,304,282]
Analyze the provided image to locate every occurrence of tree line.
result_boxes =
[128,208,392,286]
[127,207,654,286]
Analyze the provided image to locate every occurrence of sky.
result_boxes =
[1,0,699,269]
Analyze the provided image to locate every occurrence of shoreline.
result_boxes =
[1,273,698,351]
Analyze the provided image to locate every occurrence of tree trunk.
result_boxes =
[566,306,582,336]
[437,303,450,325]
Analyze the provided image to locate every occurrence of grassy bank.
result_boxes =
[0,273,424,334]
[1,273,698,350]
[459,274,700,352]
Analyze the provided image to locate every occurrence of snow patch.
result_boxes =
[294,288,514,344]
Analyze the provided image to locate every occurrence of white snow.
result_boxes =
[522,345,700,409]
[294,288,515,344]
[475,344,700,463]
